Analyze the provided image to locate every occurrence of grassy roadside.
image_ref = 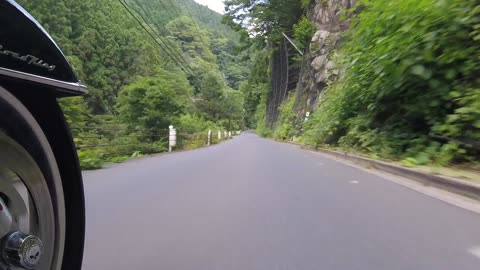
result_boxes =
[275,137,480,183]
[78,133,233,170]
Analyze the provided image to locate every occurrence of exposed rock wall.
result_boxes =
[294,0,357,116]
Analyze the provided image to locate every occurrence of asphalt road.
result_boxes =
[82,132,480,270]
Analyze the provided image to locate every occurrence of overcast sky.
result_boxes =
[194,0,225,14]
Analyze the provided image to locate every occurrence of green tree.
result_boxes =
[303,0,480,164]
[293,17,316,51]
[224,0,303,42]
[117,70,193,132]
[222,88,245,130]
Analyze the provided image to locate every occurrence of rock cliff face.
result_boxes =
[294,0,357,116]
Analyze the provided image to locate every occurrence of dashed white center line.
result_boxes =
[468,246,480,259]
[349,180,359,184]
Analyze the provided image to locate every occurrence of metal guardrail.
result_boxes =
[76,143,150,149]
[70,126,168,132]
[76,134,166,139]
[71,126,237,151]
[71,126,169,150]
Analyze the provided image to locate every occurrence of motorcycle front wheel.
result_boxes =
[0,86,66,270]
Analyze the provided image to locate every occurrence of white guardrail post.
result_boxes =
[207,130,212,146]
[169,125,176,152]
[218,130,222,141]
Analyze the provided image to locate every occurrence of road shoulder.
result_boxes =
[278,140,480,214]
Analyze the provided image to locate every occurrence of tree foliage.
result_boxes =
[223,0,480,167]
[18,0,251,167]
[293,17,316,51]
[224,0,308,131]
[241,50,270,128]
[18,0,167,113]
[224,0,303,42]
[117,71,193,132]
[303,0,480,165]
[273,93,297,140]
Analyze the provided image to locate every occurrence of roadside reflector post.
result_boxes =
[169,125,176,152]
[207,130,212,146]
[218,130,222,141]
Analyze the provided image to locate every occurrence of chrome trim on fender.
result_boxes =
[0,67,87,94]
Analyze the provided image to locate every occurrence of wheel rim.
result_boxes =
[0,132,55,269]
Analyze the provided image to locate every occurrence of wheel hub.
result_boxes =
[0,89,66,270]
[0,197,43,269]
[2,232,43,270]
[0,136,52,270]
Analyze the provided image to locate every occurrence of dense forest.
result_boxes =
[18,0,251,168]
[18,0,480,170]
[225,0,480,168]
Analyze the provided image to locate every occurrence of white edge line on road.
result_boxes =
[302,147,480,215]
[468,246,480,259]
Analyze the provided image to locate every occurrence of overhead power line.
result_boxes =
[155,0,187,38]
[117,0,194,76]
[127,0,195,74]
[131,0,198,76]
[163,0,208,56]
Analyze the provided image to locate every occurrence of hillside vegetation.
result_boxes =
[303,0,480,166]
[18,0,250,168]
[226,0,480,168]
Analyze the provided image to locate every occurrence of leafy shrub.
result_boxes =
[402,141,467,166]
[293,17,317,51]
[176,114,222,134]
[273,93,298,140]
[59,96,89,129]
[255,98,273,137]
[74,115,169,169]
[109,156,130,163]
[78,150,103,170]
[117,72,193,133]
[303,0,480,164]
[302,82,347,146]
[177,133,208,150]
